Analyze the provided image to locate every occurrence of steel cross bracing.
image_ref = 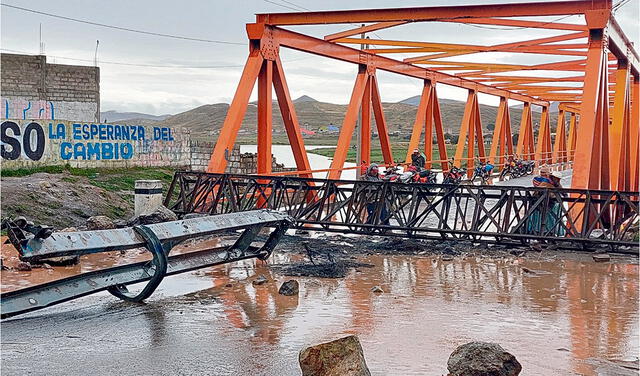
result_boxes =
[0,210,292,318]
[165,172,639,253]
[207,0,638,193]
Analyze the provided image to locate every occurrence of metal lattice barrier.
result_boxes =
[165,172,639,252]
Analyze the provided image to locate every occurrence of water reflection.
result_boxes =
[1,247,637,375]
[194,254,638,375]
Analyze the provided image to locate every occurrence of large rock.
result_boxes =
[86,216,115,230]
[279,280,299,296]
[447,342,521,376]
[299,335,371,376]
[129,205,178,225]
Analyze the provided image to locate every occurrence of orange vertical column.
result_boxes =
[358,75,372,169]
[424,86,435,169]
[571,24,610,190]
[536,106,551,165]
[609,59,631,191]
[567,113,577,162]
[257,60,274,174]
[553,110,567,166]
[630,77,640,191]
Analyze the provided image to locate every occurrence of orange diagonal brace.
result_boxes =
[516,103,534,160]
[325,21,407,41]
[272,56,313,178]
[406,80,432,164]
[489,97,507,166]
[328,68,368,180]
[208,52,264,172]
[431,86,449,171]
[370,74,394,165]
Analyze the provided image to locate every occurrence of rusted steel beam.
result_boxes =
[269,25,548,105]
[256,1,609,25]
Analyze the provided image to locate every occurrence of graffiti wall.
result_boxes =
[1,120,190,169]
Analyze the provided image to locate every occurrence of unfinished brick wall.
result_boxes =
[1,53,100,122]
[190,143,294,174]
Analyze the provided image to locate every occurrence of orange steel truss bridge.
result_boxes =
[205,0,638,193]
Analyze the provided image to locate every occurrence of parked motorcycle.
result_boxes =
[470,159,494,185]
[442,162,466,185]
[382,165,437,184]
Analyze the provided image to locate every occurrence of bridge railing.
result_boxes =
[165,172,639,252]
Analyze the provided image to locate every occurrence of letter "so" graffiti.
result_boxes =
[1,121,45,160]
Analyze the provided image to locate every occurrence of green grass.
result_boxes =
[1,164,176,193]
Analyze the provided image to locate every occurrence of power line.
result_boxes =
[0,48,314,69]
[1,3,245,45]
[262,0,301,12]
[0,48,245,68]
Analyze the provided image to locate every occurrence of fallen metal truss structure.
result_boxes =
[1,210,292,318]
[166,172,638,253]
[206,0,638,191]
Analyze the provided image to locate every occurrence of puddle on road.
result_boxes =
[1,241,638,376]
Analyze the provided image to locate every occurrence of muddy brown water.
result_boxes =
[1,239,638,376]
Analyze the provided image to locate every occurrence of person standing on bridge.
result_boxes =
[528,169,566,236]
[361,164,390,226]
[410,149,426,170]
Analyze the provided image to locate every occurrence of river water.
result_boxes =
[1,240,638,376]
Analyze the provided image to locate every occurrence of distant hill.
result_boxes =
[510,101,559,113]
[99,110,171,123]
[293,95,318,103]
[148,95,556,142]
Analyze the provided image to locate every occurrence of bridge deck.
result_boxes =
[165,172,639,253]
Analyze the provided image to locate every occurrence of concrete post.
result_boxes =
[134,180,163,216]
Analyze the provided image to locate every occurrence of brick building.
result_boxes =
[1,53,100,122]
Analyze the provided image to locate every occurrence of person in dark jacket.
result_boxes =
[360,163,389,225]
[410,148,426,169]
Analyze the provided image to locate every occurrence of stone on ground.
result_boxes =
[86,216,115,230]
[370,286,384,293]
[447,341,522,376]
[299,335,371,376]
[130,205,178,225]
[592,254,611,262]
[252,275,268,286]
[279,280,299,295]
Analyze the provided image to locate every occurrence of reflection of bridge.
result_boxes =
[165,172,638,252]
[204,0,638,195]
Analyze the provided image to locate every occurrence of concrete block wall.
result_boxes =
[190,143,294,174]
[1,53,100,122]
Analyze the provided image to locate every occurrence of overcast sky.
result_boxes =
[1,0,638,115]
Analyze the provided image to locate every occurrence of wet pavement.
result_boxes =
[1,242,638,376]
